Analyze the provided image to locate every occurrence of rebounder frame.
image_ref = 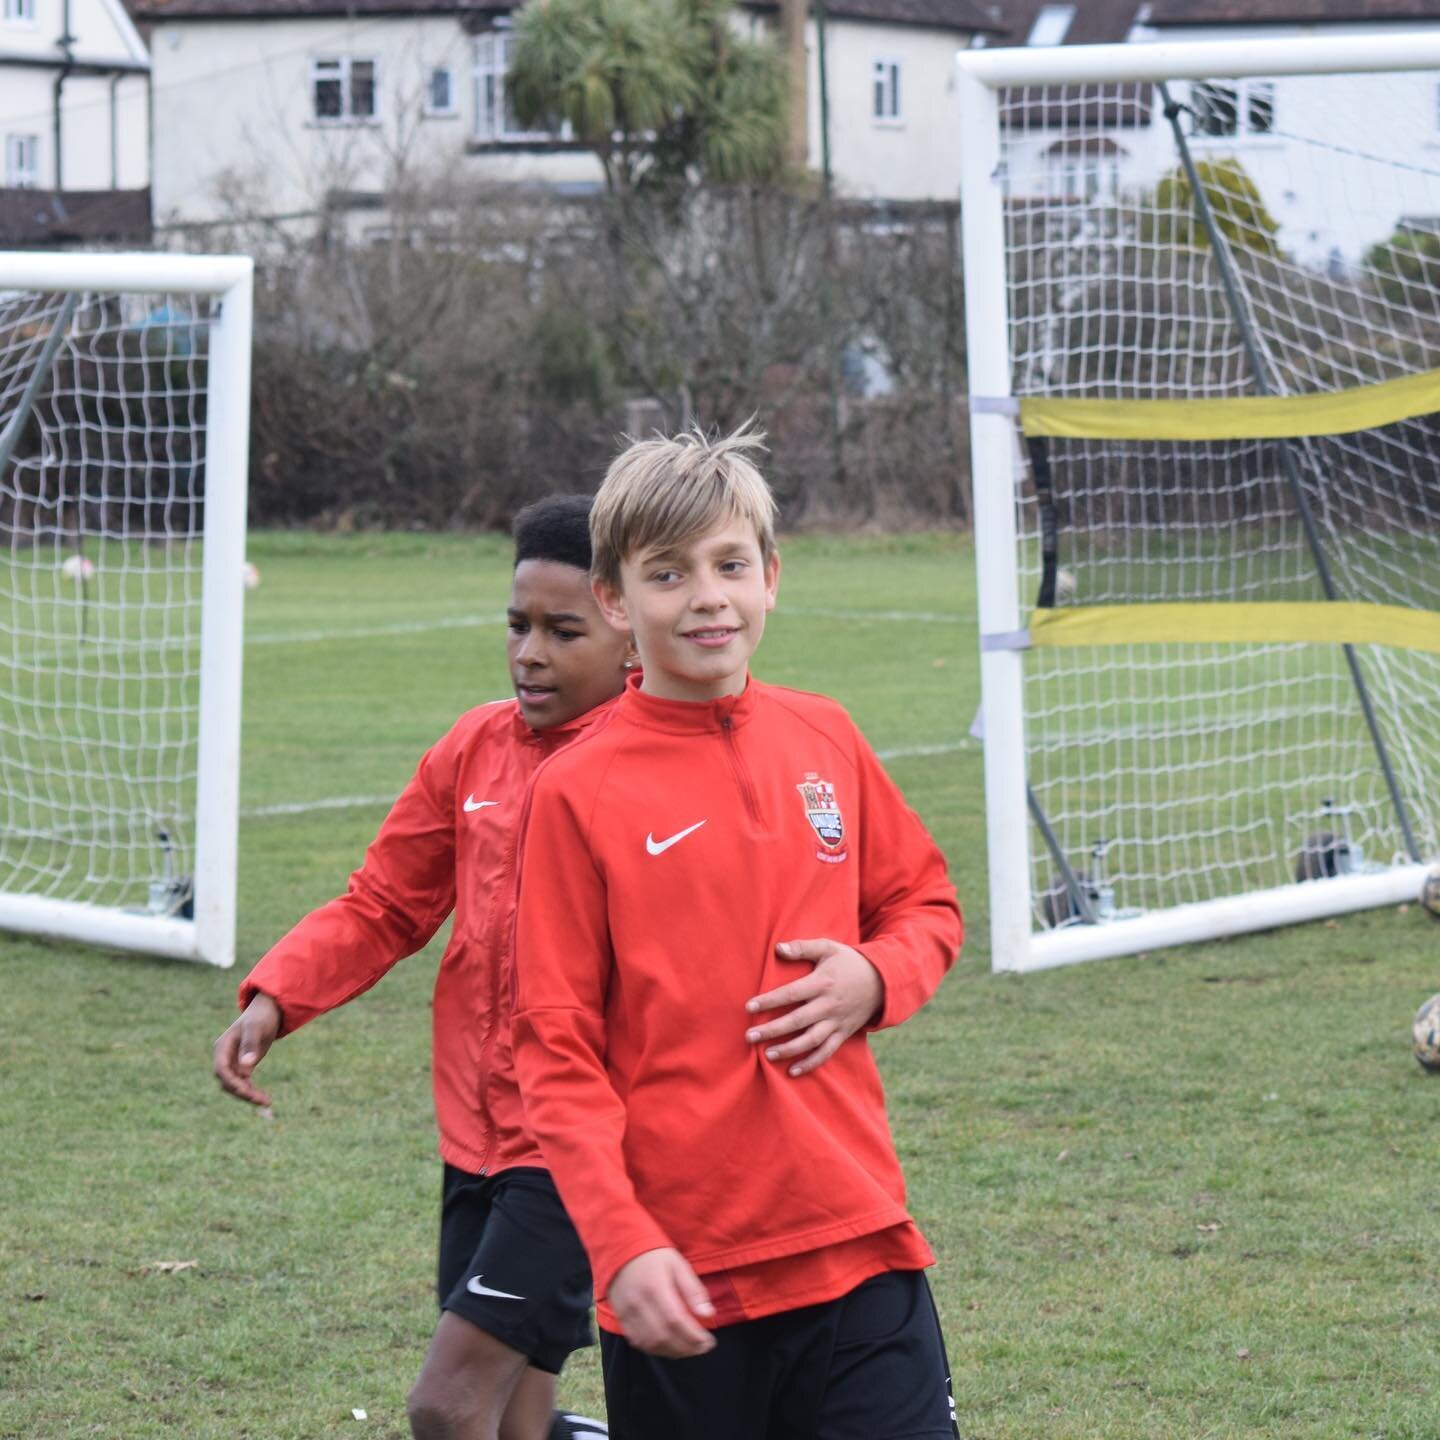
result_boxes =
[956,34,1440,973]
[0,252,253,968]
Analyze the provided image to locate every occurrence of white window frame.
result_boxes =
[871,57,902,123]
[473,29,561,142]
[1027,4,1076,47]
[1042,151,1119,203]
[2,0,37,24]
[424,64,457,117]
[1190,78,1276,138]
[310,55,381,126]
[5,133,39,188]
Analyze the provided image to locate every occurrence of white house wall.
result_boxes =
[1140,24,1440,264]
[1,0,149,188]
[1001,24,1440,267]
[149,16,603,227]
[805,18,967,201]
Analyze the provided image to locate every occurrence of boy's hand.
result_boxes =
[213,992,282,1106]
[745,939,883,1077]
[608,1248,717,1358]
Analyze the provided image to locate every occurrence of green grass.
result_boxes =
[3,530,1439,1438]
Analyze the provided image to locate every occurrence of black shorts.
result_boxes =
[600,1269,959,1440]
[437,1164,595,1375]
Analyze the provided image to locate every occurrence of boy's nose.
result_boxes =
[688,579,725,611]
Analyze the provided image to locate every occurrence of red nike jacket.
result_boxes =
[512,676,962,1310]
[239,698,608,1175]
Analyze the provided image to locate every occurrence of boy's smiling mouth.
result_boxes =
[681,627,739,648]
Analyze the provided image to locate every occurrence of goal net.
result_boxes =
[958,35,1440,971]
[0,254,252,968]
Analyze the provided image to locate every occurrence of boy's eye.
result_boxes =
[507,620,527,634]
[719,559,747,575]
[552,628,582,641]
[650,569,679,584]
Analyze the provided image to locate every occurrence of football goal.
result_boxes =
[957,33,1440,972]
[0,252,252,969]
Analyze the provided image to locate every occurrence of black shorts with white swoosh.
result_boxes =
[437,1164,595,1374]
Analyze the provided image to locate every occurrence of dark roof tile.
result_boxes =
[979,0,1143,47]
[136,0,999,25]
[0,188,152,247]
[134,0,480,16]
[749,0,999,29]
[1150,0,1440,22]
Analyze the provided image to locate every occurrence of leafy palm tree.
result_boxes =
[509,0,788,194]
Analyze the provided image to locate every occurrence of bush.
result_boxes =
[1148,157,1281,260]
[1365,226,1440,307]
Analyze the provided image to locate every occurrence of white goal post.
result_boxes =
[957,34,1440,972]
[0,252,253,968]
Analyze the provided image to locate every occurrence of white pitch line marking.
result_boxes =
[240,742,975,820]
[15,605,968,670]
[876,740,972,760]
[243,794,398,818]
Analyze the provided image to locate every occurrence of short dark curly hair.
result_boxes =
[512,494,594,572]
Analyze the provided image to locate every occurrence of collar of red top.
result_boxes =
[512,692,622,748]
[618,670,759,733]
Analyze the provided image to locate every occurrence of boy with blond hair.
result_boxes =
[512,429,963,1436]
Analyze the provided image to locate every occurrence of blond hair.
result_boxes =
[589,422,778,592]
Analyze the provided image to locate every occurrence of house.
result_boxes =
[135,0,998,233]
[0,0,151,245]
[980,0,1440,263]
[746,0,1001,200]
[1143,0,1440,262]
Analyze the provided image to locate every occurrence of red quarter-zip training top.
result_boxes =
[239,698,606,1176]
[512,676,962,1326]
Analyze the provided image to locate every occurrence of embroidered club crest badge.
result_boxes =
[797,774,847,862]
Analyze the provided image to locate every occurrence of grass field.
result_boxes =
[2,530,1438,1439]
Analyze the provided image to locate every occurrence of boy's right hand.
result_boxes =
[213,992,282,1106]
[608,1248,718,1358]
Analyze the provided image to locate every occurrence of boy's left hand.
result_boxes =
[745,939,883,1077]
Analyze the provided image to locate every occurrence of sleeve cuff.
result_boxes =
[590,1215,677,1301]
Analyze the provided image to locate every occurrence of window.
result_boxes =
[2,0,36,22]
[311,56,378,124]
[6,134,39,188]
[872,59,901,122]
[425,66,456,116]
[1191,79,1275,137]
[473,30,559,142]
[1044,154,1118,202]
[1027,4,1075,46]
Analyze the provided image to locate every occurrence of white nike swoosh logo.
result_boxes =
[465,1275,526,1301]
[463,796,499,813]
[646,819,707,855]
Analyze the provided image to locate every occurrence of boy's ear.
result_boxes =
[763,551,781,613]
[593,577,628,630]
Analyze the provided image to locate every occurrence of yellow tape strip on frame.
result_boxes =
[1028,603,1440,655]
[1018,368,1440,442]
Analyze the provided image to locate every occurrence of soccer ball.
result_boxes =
[59,554,95,582]
[1054,567,1078,603]
[1420,867,1440,923]
[242,561,261,590]
[1413,993,1440,1073]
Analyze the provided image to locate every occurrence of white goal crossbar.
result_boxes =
[0,252,252,968]
[958,34,1440,972]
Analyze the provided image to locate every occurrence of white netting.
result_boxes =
[997,68,1440,928]
[0,288,213,918]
